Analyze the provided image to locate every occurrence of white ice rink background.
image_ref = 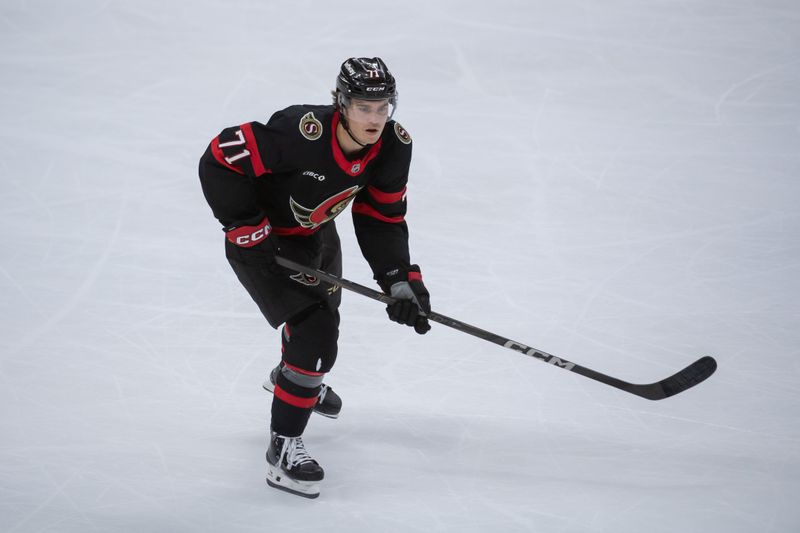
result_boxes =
[1,1,799,531]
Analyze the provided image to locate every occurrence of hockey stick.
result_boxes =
[276,256,717,400]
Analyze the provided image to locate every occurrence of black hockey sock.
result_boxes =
[270,372,320,437]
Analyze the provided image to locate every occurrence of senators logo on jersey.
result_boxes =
[290,185,362,229]
[299,112,323,141]
[394,122,411,145]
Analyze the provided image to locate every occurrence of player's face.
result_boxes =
[344,98,393,144]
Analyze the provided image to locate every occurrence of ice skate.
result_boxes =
[263,364,342,419]
[266,433,324,499]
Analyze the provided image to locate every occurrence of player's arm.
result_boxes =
[199,122,277,261]
[352,181,410,275]
[353,135,431,334]
[352,123,415,275]
[352,184,410,268]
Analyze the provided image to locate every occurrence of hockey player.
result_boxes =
[198,57,431,498]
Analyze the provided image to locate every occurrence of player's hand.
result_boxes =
[379,265,431,334]
[224,216,280,267]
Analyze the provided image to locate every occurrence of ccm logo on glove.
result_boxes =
[225,217,272,247]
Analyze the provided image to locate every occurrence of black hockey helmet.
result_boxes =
[335,57,397,104]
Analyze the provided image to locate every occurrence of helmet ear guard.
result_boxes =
[335,91,349,111]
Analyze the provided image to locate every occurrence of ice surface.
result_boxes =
[1,0,799,531]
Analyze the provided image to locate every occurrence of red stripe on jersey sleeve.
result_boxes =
[210,137,245,175]
[240,122,267,176]
[352,202,405,223]
[367,185,406,204]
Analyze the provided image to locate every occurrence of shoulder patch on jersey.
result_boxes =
[393,122,411,145]
[299,112,323,141]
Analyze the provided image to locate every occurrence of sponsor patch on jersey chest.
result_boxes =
[299,112,323,141]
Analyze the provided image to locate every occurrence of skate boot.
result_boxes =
[266,432,324,498]
[263,364,342,419]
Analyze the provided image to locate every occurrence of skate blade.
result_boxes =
[266,465,320,499]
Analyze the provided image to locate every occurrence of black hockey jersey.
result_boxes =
[198,104,414,278]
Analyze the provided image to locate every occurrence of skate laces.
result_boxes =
[318,385,328,404]
[279,436,315,468]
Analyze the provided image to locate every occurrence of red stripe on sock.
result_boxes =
[274,385,318,409]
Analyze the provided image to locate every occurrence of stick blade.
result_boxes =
[633,356,717,400]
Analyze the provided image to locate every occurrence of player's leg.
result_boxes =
[263,362,343,418]
[270,303,339,433]
[262,225,344,417]
[225,235,333,497]
[265,302,338,497]
[265,226,344,497]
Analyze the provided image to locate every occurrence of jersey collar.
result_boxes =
[331,111,382,177]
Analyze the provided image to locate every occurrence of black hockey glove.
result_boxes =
[224,215,278,266]
[378,265,431,335]
[222,216,272,251]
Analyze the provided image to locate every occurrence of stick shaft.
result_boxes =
[275,256,716,400]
